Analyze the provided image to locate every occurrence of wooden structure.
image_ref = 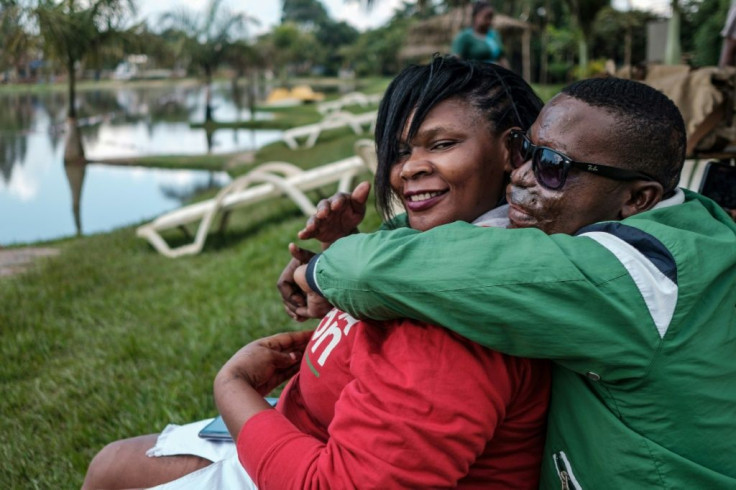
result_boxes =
[399,6,533,81]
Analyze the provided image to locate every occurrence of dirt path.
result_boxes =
[0,247,59,277]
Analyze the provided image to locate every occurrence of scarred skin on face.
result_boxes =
[506,94,636,235]
[390,98,509,232]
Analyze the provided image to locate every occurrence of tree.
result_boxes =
[282,0,329,27]
[0,1,35,82]
[269,22,321,77]
[564,0,609,76]
[592,6,653,68]
[161,0,258,123]
[32,0,137,176]
[686,0,728,66]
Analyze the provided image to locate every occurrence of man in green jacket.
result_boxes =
[287,78,736,488]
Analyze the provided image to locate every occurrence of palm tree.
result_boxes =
[33,0,138,163]
[161,0,258,123]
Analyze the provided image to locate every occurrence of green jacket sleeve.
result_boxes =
[312,220,662,380]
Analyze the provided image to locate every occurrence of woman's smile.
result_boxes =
[403,189,448,211]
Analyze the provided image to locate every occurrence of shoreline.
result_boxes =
[0,247,60,277]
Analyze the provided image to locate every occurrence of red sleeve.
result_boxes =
[237,322,519,489]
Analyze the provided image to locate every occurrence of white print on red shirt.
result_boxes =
[306,308,359,376]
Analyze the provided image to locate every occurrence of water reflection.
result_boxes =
[0,81,282,245]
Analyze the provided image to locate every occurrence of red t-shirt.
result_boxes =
[238,308,550,489]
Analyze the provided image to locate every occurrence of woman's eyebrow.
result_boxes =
[412,125,460,141]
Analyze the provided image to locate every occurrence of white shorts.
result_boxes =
[150,453,257,489]
[146,418,236,463]
[146,419,256,489]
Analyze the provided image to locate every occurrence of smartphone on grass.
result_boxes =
[198,397,279,441]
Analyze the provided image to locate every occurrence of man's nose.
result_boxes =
[400,151,433,180]
[510,158,536,188]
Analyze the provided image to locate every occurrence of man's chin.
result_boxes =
[507,205,538,229]
[508,219,536,229]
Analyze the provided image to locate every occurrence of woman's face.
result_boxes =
[473,7,494,33]
[390,98,508,232]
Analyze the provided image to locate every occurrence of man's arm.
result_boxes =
[308,220,665,380]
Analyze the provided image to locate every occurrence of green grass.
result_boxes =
[0,169,381,488]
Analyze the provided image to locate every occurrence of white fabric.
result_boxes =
[653,187,685,210]
[579,231,678,338]
[149,453,256,490]
[146,419,236,463]
[472,204,510,228]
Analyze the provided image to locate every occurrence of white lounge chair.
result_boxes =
[317,92,383,115]
[137,144,377,258]
[281,111,376,150]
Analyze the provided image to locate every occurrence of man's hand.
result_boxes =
[277,244,318,322]
[298,181,371,247]
[293,264,334,319]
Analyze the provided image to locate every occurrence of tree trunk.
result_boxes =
[64,156,86,236]
[204,67,214,123]
[67,58,77,119]
[578,35,589,78]
[664,0,681,65]
[64,118,86,165]
[247,69,257,122]
[64,117,86,237]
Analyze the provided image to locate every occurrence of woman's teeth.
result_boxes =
[408,191,443,202]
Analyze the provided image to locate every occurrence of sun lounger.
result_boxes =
[317,92,383,115]
[281,111,376,150]
[137,146,376,258]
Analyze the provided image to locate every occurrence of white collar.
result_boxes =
[653,188,685,210]
[472,204,510,228]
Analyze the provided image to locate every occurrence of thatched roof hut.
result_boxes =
[400,6,533,81]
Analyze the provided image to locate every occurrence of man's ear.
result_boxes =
[619,181,665,219]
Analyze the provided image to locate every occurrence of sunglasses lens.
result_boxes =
[535,149,566,189]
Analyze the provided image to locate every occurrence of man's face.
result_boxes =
[506,95,635,235]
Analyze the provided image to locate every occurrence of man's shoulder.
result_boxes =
[628,189,736,239]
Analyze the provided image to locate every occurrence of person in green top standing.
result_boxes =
[283,78,736,489]
[452,1,508,68]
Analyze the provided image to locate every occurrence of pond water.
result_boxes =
[0,81,283,246]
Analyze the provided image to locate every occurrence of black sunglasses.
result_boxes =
[509,130,656,190]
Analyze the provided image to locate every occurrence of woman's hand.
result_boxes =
[217,330,312,396]
[298,181,371,248]
[214,330,313,439]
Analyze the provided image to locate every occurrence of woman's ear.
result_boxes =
[502,126,521,173]
[619,180,665,219]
